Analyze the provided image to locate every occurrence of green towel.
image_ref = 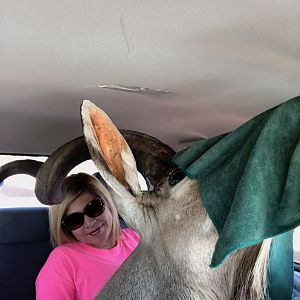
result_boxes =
[173,96,300,298]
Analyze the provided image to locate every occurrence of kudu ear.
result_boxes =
[81,100,141,198]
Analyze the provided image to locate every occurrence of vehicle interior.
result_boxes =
[0,1,299,299]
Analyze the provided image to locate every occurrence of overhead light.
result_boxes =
[97,84,170,95]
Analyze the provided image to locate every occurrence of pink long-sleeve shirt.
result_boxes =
[35,228,140,300]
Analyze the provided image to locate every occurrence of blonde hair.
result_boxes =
[49,173,121,247]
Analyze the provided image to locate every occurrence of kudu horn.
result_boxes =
[0,160,43,182]
[35,131,175,204]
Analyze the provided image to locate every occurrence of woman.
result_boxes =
[35,173,140,300]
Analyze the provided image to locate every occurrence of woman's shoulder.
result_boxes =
[37,244,79,279]
[48,243,82,260]
[120,228,140,245]
[51,242,77,252]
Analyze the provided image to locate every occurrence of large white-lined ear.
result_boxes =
[81,100,141,197]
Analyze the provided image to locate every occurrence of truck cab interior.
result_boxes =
[0,1,299,299]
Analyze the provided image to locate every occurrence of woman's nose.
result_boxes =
[84,215,96,227]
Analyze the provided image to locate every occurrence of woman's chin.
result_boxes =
[87,226,114,248]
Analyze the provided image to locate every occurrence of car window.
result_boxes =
[0,155,99,208]
[0,155,147,208]
[0,155,47,208]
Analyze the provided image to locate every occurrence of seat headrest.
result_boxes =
[0,207,49,244]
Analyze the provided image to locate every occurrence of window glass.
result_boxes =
[0,155,47,208]
[0,155,147,208]
[0,156,100,208]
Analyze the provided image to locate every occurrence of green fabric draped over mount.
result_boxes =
[173,96,300,269]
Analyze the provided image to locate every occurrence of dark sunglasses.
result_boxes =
[61,197,105,231]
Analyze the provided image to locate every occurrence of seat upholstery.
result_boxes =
[0,204,128,300]
[0,207,52,300]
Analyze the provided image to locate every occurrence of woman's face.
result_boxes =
[65,191,115,249]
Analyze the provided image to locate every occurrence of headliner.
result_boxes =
[1,0,299,154]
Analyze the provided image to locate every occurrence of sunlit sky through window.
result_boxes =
[0,155,147,208]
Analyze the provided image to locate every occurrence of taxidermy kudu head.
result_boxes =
[0,100,271,300]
